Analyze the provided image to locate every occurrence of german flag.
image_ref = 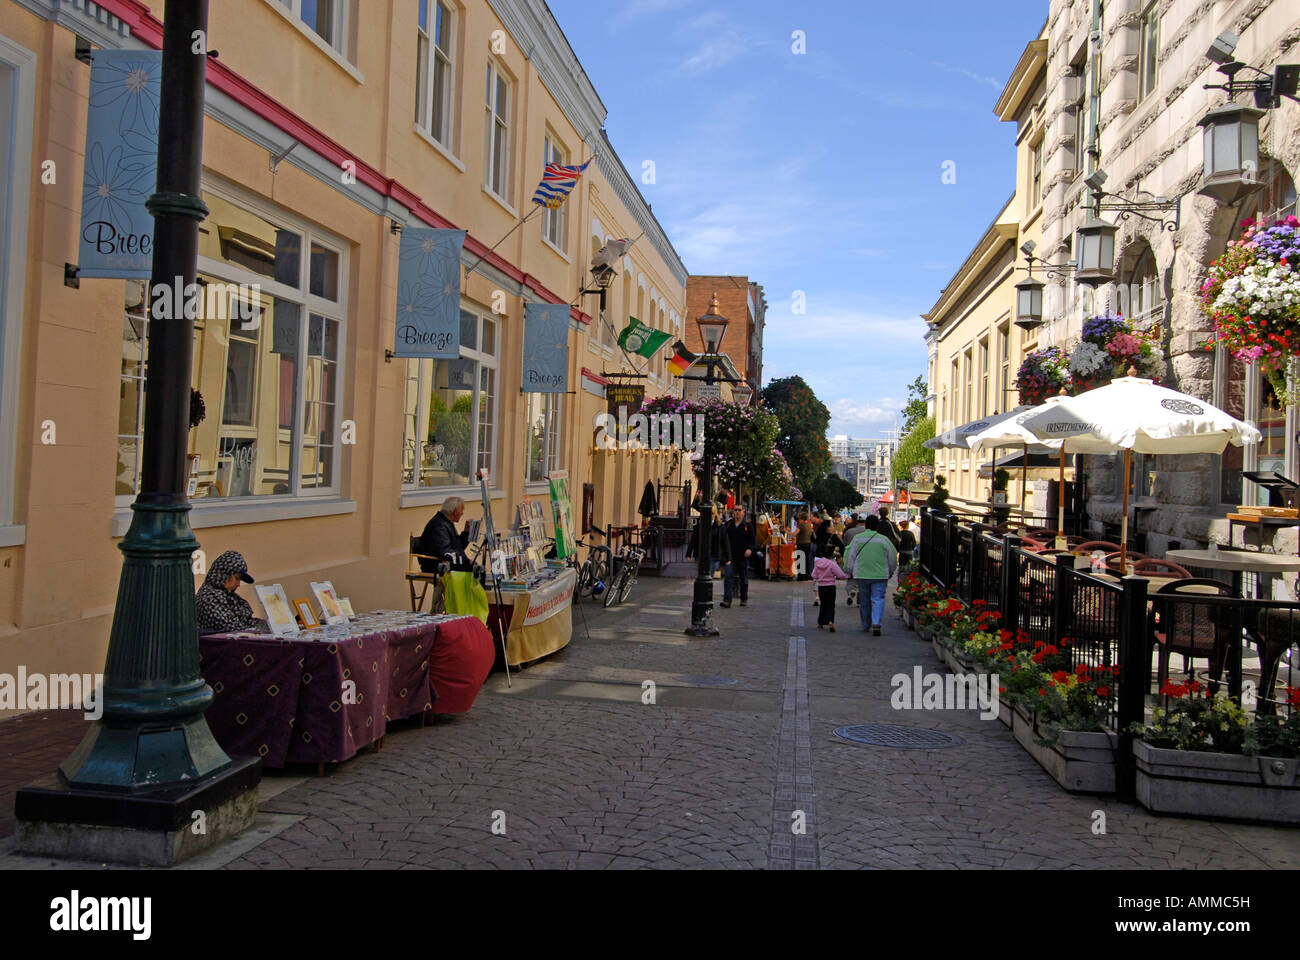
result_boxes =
[667,341,698,376]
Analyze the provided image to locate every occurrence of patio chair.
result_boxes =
[1150,578,1237,691]
[1018,537,1047,553]
[1132,558,1193,579]
[407,535,450,612]
[1025,527,1056,539]
[1076,540,1120,554]
[1104,550,1150,573]
[1247,606,1300,716]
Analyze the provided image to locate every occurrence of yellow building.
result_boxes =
[0,0,687,705]
[923,26,1048,518]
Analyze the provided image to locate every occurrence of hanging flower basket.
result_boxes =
[1015,347,1071,405]
[1067,315,1164,392]
[1201,216,1300,403]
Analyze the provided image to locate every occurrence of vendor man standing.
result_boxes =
[418,496,472,572]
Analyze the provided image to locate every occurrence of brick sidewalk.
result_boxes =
[0,710,91,839]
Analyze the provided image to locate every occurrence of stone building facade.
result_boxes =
[1035,0,1299,556]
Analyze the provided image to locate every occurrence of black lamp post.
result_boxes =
[682,294,744,638]
[16,0,260,865]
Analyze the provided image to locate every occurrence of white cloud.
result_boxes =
[929,60,1003,90]
[680,33,746,75]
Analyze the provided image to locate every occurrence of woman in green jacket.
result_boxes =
[844,516,897,635]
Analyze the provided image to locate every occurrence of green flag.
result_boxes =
[617,317,671,358]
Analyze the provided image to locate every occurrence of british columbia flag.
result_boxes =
[531,158,592,209]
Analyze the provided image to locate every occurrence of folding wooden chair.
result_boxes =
[407,535,449,612]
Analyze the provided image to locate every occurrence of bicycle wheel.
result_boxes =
[618,555,640,603]
[575,561,594,600]
[603,558,624,608]
[588,548,611,597]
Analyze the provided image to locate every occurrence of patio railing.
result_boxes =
[916,509,1300,795]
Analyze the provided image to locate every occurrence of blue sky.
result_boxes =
[547,0,1047,439]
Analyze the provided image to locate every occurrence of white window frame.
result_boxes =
[542,133,567,253]
[524,391,564,486]
[117,181,348,510]
[278,0,349,55]
[484,59,512,203]
[401,306,500,492]
[415,0,455,149]
[1138,3,1159,101]
[0,35,34,546]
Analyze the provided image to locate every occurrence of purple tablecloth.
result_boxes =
[200,614,481,768]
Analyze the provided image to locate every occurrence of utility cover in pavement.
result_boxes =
[832,724,963,749]
[675,675,739,687]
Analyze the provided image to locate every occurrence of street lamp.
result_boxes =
[681,292,744,639]
[1198,104,1264,204]
[1075,216,1118,286]
[732,381,754,407]
[1014,276,1044,332]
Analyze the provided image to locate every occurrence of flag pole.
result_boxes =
[464,204,544,282]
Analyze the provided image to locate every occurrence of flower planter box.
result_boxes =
[1010,704,1118,794]
[1133,740,1300,823]
[997,699,1013,728]
[903,608,915,630]
[917,624,934,643]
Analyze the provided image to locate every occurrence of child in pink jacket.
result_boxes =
[813,553,850,631]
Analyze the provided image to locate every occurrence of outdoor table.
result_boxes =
[487,567,577,668]
[768,542,795,579]
[199,612,493,769]
[1165,549,1300,598]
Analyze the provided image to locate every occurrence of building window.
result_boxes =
[525,392,563,483]
[542,133,566,251]
[1217,350,1246,505]
[415,0,455,147]
[279,0,348,54]
[998,323,1010,410]
[962,349,973,423]
[1071,53,1087,179]
[119,190,346,503]
[1030,139,1043,209]
[1124,246,1163,325]
[402,308,498,489]
[1241,157,1298,224]
[1255,377,1288,498]
[1138,3,1159,100]
[484,60,511,202]
[979,338,989,418]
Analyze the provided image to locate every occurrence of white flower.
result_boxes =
[1070,341,1110,377]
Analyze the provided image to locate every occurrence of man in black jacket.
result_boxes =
[721,506,755,608]
[418,496,472,572]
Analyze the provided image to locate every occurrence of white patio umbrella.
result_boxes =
[967,395,1069,536]
[986,372,1262,572]
[925,406,1052,511]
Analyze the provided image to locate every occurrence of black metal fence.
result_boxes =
[917,508,1300,795]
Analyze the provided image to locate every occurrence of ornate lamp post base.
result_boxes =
[684,573,720,637]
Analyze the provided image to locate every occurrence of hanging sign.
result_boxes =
[392,227,465,358]
[606,383,644,419]
[523,302,570,393]
[78,50,163,279]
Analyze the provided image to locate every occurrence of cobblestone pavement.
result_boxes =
[6,573,1300,869]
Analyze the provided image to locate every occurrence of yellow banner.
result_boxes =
[505,568,576,666]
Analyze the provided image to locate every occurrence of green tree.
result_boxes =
[900,375,929,435]
[762,376,832,492]
[891,415,935,484]
[808,473,864,512]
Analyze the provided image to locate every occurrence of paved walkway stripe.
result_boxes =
[768,594,818,870]
[790,593,804,627]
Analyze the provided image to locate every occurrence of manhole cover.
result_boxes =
[675,675,739,687]
[832,724,963,749]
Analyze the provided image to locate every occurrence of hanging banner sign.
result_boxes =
[78,49,163,279]
[606,383,644,419]
[522,302,570,393]
[392,227,465,358]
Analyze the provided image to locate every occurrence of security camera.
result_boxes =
[1021,240,1037,257]
[1084,169,1108,193]
[1206,31,1239,66]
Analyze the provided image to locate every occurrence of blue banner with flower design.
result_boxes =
[78,50,162,279]
[523,302,571,393]
[393,227,466,358]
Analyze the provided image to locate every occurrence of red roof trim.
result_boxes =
[95,0,577,308]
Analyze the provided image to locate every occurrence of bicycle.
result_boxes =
[568,525,612,604]
[603,527,646,608]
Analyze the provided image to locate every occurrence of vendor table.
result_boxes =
[488,567,577,668]
[200,612,493,769]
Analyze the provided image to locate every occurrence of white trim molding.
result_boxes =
[112,498,357,538]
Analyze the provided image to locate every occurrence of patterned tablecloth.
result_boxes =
[199,612,494,768]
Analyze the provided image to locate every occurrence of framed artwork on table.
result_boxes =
[310,581,348,625]
[256,584,300,636]
[339,597,355,617]
[294,598,320,629]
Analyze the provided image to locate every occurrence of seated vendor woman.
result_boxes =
[418,496,473,572]
[196,550,269,635]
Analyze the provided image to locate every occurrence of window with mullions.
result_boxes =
[1138,3,1159,100]
[117,191,346,503]
[1124,245,1163,325]
[415,0,455,148]
[402,309,499,489]
[484,60,511,202]
[1071,52,1088,179]
[542,134,567,251]
[525,392,563,483]
[278,0,348,55]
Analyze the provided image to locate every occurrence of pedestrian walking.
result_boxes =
[812,552,850,631]
[812,517,842,605]
[896,519,917,570]
[845,515,897,635]
[794,510,814,581]
[876,505,900,549]
[721,505,755,607]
